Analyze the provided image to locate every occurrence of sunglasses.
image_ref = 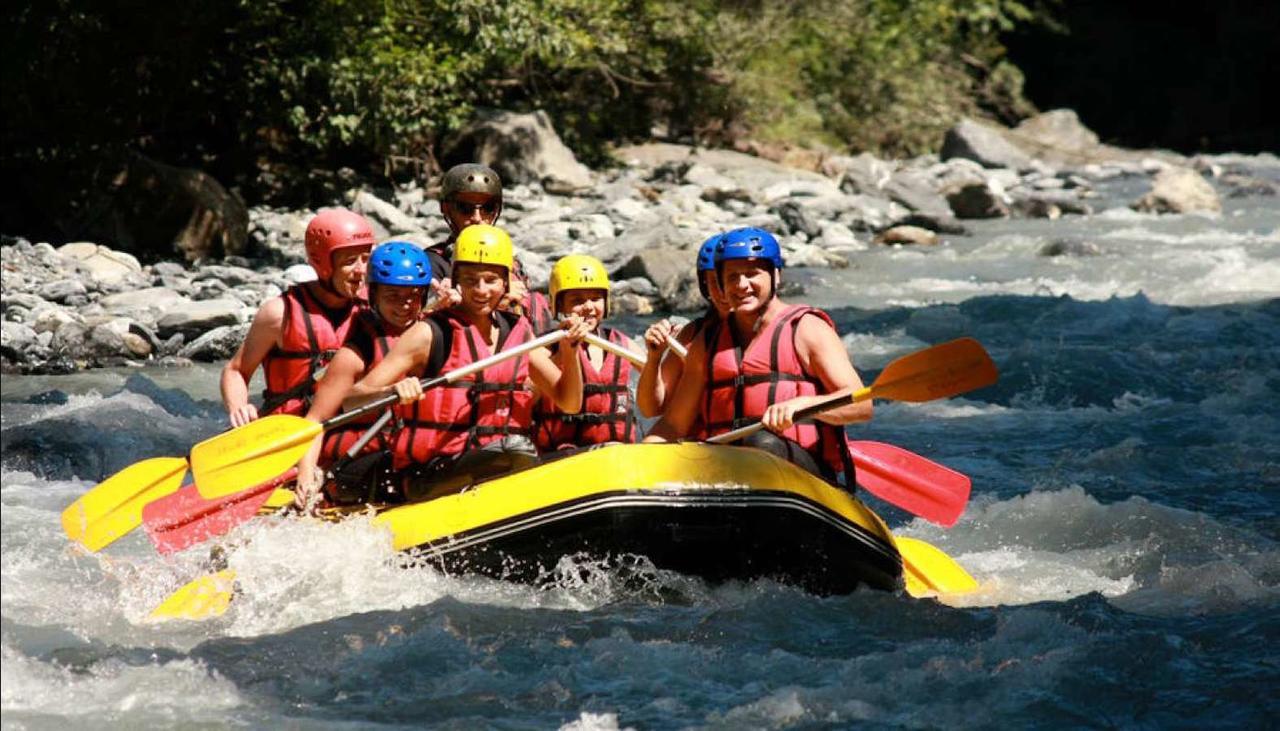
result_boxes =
[451,200,499,215]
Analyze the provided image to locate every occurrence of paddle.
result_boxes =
[586,333,976,525]
[847,440,970,527]
[148,569,237,621]
[142,469,298,555]
[708,337,998,444]
[144,407,397,553]
[61,457,189,552]
[192,329,570,498]
[896,536,979,596]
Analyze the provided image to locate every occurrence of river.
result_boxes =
[3,164,1278,729]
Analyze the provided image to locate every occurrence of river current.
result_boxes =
[3,164,1278,729]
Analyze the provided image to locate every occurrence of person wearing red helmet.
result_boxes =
[220,208,374,427]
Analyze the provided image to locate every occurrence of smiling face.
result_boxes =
[452,263,508,318]
[372,284,427,329]
[557,288,607,329]
[329,246,371,299]
[719,258,775,314]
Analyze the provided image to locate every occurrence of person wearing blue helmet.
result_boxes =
[295,241,439,505]
[644,227,870,485]
[636,234,731,424]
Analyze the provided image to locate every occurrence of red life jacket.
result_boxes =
[319,310,405,463]
[523,290,554,334]
[261,284,359,416]
[701,304,855,480]
[391,310,537,469]
[683,309,720,442]
[535,326,637,450]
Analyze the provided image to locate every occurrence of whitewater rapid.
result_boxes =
[3,161,1278,728]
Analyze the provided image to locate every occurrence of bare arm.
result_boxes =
[295,346,369,499]
[528,319,589,413]
[636,319,696,417]
[220,296,284,427]
[642,333,708,442]
[345,321,434,410]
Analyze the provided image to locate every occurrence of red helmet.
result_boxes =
[304,208,375,281]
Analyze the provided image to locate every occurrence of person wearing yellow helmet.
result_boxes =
[344,224,590,501]
[534,254,646,450]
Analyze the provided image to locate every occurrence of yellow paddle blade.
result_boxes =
[61,457,188,551]
[148,569,237,621]
[897,536,979,597]
[869,337,998,403]
[262,488,297,510]
[191,414,320,499]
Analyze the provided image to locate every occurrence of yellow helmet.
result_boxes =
[453,224,514,280]
[549,254,611,316]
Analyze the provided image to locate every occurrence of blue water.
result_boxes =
[3,180,1279,728]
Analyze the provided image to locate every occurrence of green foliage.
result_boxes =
[3,0,1052,210]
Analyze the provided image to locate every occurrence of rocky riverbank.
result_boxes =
[3,109,1276,374]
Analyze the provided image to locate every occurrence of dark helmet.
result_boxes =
[441,163,503,201]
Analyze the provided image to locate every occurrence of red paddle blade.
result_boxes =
[847,440,971,527]
[142,470,296,554]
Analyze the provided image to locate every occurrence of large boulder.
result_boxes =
[155,298,245,339]
[57,243,143,287]
[941,118,1034,170]
[443,110,593,191]
[1133,166,1223,214]
[79,153,249,263]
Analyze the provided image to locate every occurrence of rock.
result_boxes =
[444,109,593,190]
[58,243,144,287]
[155,298,245,339]
[610,247,699,311]
[99,287,190,324]
[608,197,650,221]
[32,305,81,334]
[1133,166,1223,214]
[874,226,939,246]
[87,319,134,359]
[38,279,88,303]
[772,201,824,239]
[1011,198,1062,219]
[610,292,655,316]
[1039,239,1103,257]
[193,265,260,287]
[284,264,318,284]
[881,170,954,219]
[351,190,424,234]
[832,153,895,192]
[151,261,187,277]
[946,181,1010,219]
[121,332,153,358]
[1,321,38,353]
[894,213,968,235]
[682,163,738,191]
[78,153,249,262]
[177,322,251,362]
[940,118,1034,170]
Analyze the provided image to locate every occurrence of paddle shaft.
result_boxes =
[709,390,857,444]
[327,329,569,431]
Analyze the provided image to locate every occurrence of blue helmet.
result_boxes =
[368,241,433,287]
[696,234,722,272]
[714,227,784,270]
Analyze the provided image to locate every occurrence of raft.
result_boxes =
[366,442,904,595]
